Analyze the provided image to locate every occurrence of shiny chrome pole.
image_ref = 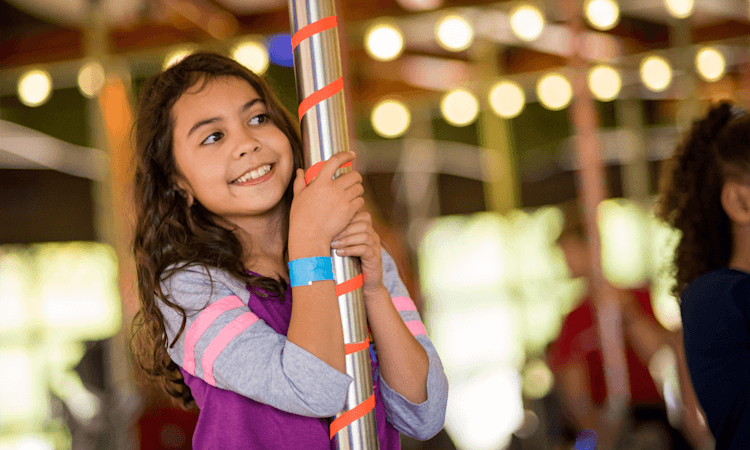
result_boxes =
[287,1,379,449]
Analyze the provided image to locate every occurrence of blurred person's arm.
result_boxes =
[672,329,714,449]
[619,291,713,449]
[558,362,623,449]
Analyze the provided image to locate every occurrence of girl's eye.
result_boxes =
[202,132,223,145]
[249,114,269,125]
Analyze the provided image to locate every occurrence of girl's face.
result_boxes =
[171,76,294,222]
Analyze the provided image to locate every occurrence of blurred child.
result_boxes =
[658,101,750,449]
[548,200,708,449]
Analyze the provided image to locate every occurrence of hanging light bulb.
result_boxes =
[233,41,270,75]
[371,99,411,138]
[18,69,52,107]
[488,81,525,118]
[440,89,479,126]
[163,47,196,70]
[435,15,474,52]
[585,0,620,31]
[537,73,572,111]
[77,61,106,98]
[365,23,405,62]
[695,47,726,82]
[640,56,672,92]
[510,5,545,42]
[588,65,621,101]
[665,0,694,19]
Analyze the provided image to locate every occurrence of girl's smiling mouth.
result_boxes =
[232,164,274,186]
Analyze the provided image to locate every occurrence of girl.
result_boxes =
[658,101,750,449]
[130,52,448,449]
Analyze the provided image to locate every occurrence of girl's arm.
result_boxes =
[364,284,429,403]
[158,265,352,418]
[287,152,364,375]
[332,213,448,440]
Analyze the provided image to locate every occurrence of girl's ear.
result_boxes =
[721,182,750,224]
[174,176,195,207]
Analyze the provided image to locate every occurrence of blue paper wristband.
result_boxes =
[288,257,334,287]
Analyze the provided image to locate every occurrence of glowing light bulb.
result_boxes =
[585,0,620,30]
[371,99,411,138]
[233,41,270,75]
[77,61,106,98]
[163,48,195,70]
[640,56,672,92]
[588,65,621,101]
[488,81,525,118]
[436,15,474,52]
[18,69,52,107]
[510,5,545,42]
[440,89,479,126]
[665,0,694,19]
[365,24,404,62]
[396,0,442,11]
[695,47,725,82]
[537,73,572,111]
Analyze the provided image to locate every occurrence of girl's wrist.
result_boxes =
[288,238,330,260]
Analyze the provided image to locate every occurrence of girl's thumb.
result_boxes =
[293,168,305,196]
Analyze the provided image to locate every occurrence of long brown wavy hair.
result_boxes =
[657,101,750,299]
[130,52,304,409]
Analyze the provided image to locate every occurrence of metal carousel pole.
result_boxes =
[287,1,380,449]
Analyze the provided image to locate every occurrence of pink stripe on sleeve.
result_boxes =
[183,295,244,375]
[405,320,426,336]
[392,296,417,312]
[202,311,259,386]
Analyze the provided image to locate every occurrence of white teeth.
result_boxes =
[234,164,271,184]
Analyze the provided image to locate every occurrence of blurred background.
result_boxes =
[0,0,744,448]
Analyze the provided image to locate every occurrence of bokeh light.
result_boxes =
[440,89,480,126]
[77,61,106,98]
[537,73,572,111]
[396,0,442,11]
[371,99,411,138]
[162,47,195,70]
[522,359,554,399]
[489,80,525,118]
[510,5,545,42]
[588,65,621,102]
[640,55,673,92]
[695,47,726,82]
[17,69,52,107]
[585,0,620,30]
[665,0,694,19]
[233,41,270,75]
[598,199,648,287]
[365,23,405,62]
[435,15,474,52]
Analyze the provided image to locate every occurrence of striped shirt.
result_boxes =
[158,249,448,449]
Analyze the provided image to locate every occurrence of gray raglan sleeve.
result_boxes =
[378,249,449,440]
[158,265,352,417]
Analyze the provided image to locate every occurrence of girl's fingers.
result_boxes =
[316,152,357,183]
[336,169,363,188]
[345,183,365,201]
[332,230,372,248]
[334,244,376,258]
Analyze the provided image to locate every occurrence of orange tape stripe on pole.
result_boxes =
[345,338,369,355]
[291,15,337,50]
[304,161,352,185]
[330,394,376,439]
[297,77,343,123]
[291,16,342,123]
[335,273,363,297]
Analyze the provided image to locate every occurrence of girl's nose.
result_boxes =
[235,130,261,158]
